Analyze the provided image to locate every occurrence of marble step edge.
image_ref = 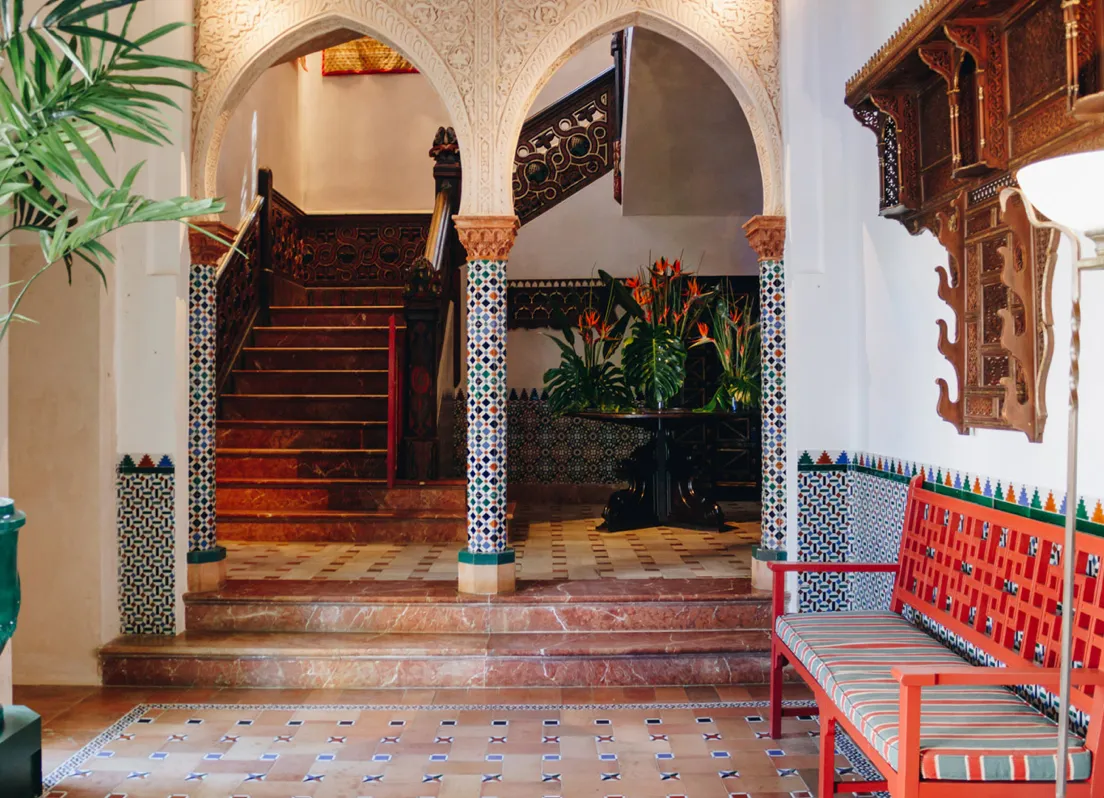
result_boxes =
[100,629,772,659]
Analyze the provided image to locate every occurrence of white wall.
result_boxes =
[531,38,613,115]
[218,61,302,223]
[218,51,451,216]
[782,0,1104,532]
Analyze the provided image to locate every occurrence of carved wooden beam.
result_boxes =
[934,191,968,435]
[945,21,1008,175]
[997,192,1059,442]
[871,90,921,211]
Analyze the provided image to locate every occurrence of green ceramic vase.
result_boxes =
[0,499,26,656]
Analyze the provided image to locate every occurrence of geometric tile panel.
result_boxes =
[188,264,218,553]
[117,455,176,635]
[452,390,650,484]
[848,470,908,611]
[759,258,786,551]
[465,259,509,553]
[796,471,850,612]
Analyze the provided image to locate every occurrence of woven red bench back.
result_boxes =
[892,475,1104,717]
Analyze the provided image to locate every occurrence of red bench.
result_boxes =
[769,474,1104,798]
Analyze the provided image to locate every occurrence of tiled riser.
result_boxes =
[217,517,467,543]
[99,652,771,688]
[268,308,401,326]
[252,328,392,347]
[221,396,387,421]
[186,600,772,634]
[216,422,387,449]
[240,348,388,370]
[216,484,466,512]
[216,452,387,480]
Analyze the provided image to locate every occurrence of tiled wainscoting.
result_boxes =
[796,450,1104,613]
[117,454,176,634]
[451,390,649,484]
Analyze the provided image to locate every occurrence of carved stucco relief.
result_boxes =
[192,0,781,217]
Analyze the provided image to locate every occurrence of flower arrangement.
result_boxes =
[693,292,761,410]
[604,257,713,409]
[541,257,760,414]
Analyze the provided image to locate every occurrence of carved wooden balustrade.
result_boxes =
[846,0,1104,442]
[214,196,264,396]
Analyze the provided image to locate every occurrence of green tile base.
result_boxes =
[0,706,41,798]
[458,548,516,566]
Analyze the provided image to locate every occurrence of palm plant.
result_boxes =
[0,0,225,343]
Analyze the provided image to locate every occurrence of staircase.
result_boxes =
[100,578,772,688]
[216,285,468,544]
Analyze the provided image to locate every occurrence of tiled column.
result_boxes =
[453,216,519,594]
[743,216,787,588]
[186,259,226,592]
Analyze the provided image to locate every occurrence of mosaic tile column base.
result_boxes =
[455,216,519,594]
[744,217,787,552]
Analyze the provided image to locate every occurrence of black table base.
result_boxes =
[574,411,727,533]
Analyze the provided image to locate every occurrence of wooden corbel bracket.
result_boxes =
[870,90,922,212]
[934,191,968,435]
[944,21,1008,176]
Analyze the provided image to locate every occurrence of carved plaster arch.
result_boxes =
[191,0,473,204]
[494,0,782,217]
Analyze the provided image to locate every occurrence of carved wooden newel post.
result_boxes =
[454,216,520,594]
[744,216,787,590]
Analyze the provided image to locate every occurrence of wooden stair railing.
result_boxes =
[215,195,265,398]
[400,126,462,481]
[387,313,404,488]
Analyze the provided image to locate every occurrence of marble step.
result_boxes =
[185,579,771,634]
[240,347,389,371]
[220,394,388,422]
[216,479,465,512]
[304,286,404,306]
[217,509,467,543]
[215,449,388,480]
[268,306,403,327]
[252,326,395,348]
[216,420,388,449]
[231,370,389,395]
[98,629,772,688]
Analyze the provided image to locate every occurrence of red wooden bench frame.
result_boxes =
[769,474,1104,798]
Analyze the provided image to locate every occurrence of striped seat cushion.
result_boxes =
[776,612,1092,782]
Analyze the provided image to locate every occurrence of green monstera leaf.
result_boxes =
[543,335,632,414]
[623,324,687,409]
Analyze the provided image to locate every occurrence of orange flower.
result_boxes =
[660,307,670,323]
[582,309,600,329]
[686,277,701,298]
[730,306,742,325]
[724,347,732,361]
[625,276,640,290]
[696,322,711,343]
[644,309,653,323]
[656,258,668,274]
[672,259,682,275]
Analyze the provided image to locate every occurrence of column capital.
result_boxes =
[743,215,786,262]
[454,215,520,261]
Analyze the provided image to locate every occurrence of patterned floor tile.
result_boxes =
[225,504,761,581]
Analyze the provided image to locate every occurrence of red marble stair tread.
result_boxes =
[189,577,762,603]
[215,480,464,511]
[220,395,388,422]
[100,629,768,658]
[218,509,467,521]
[230,369,389,394]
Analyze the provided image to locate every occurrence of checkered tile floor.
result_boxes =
[44,700,879,797]
[225,504,761,581]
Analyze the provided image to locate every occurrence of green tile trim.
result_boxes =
[853,464,912,484]
[187,546,227,564]
[458,549,516,566]
[753,546,787,562]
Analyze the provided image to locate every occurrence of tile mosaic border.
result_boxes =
[43,699,847,791]
[116,454,176,635]
[798,449,1104,536]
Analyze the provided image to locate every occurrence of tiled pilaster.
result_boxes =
[454,216,519,594]
[743,217,787,555]
[187,263,226,591]
[117,455,176,634]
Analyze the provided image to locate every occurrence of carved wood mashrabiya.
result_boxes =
[846,0,1104,442]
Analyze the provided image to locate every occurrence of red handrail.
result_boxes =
[386,314,403,488]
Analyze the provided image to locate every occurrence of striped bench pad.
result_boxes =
[777,612,1091,782]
